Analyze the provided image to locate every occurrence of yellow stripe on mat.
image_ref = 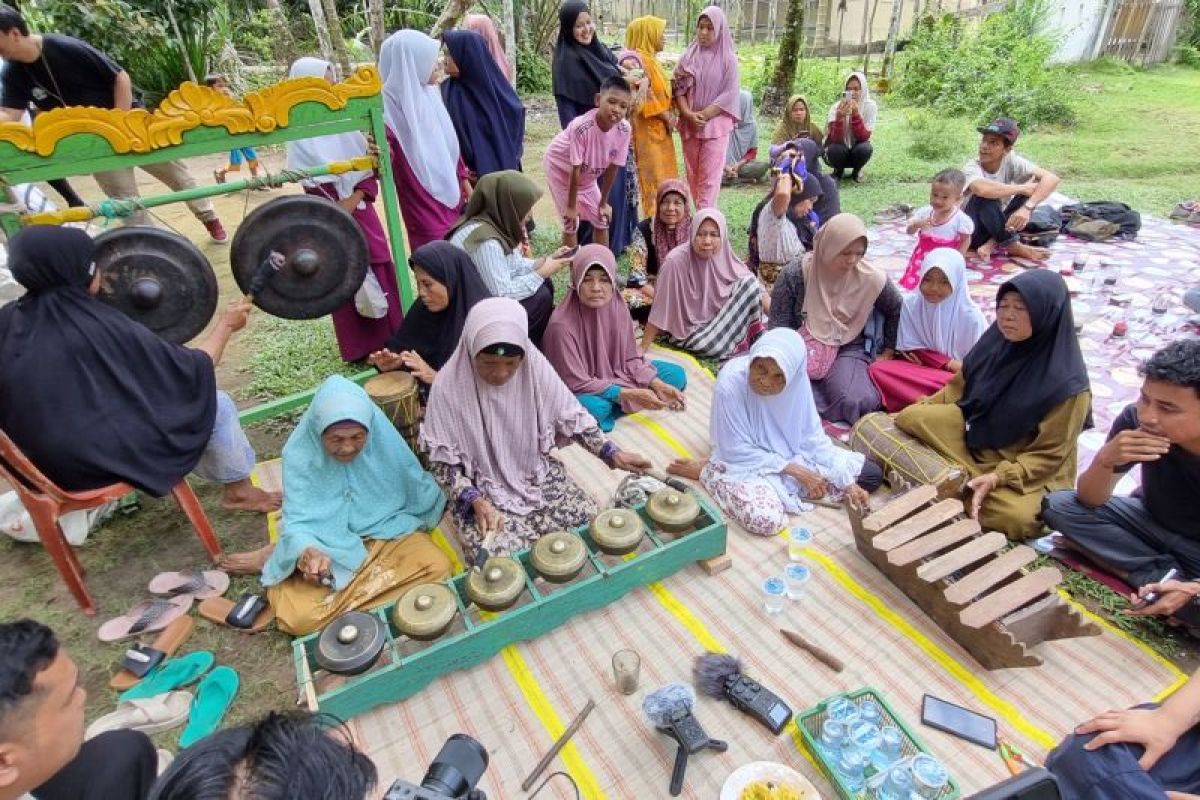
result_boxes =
[430,528,464,574]
[627,413,693,458]
[499,645,606,799]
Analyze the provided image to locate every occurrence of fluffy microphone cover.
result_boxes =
[693,652,742,699]
[641,682,696,727]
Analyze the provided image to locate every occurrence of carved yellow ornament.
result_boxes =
[0,65,382,158]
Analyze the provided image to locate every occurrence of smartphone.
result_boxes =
[921,694,998,749]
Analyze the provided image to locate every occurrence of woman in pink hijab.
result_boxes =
[544,245,688,432]
[672,6,741,210]
[421,297,652,560]
[463,14,514,85]
[640,209,765,360]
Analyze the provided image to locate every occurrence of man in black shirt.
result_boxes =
[0,5,227,241]
[1043,338,1200,627]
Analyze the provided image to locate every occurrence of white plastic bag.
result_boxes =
[354,270,389,319]
[0,491,112,546]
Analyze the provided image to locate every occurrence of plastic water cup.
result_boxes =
[818,718,846,760]
[762,577,787,614]
[835,748,866,792]
[879,764,914,800]
[826,695,860,727]
[875,725,904,768]
[911,753,950,798]
[787,526,812,561]
[858,697,883,725]
[848,720,882,754]
[784,563,811,599]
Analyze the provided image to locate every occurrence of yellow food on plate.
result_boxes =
[740,780,807,800]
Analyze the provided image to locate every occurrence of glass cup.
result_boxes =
[762,577,787,614]
[787,526,813,562]
[611,649,640,695]
[784,563,811,599]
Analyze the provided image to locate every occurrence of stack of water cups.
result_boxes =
[762,526,813,613]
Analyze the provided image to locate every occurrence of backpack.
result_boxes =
[1019,204,1061,247]
[1060,201,1141,241]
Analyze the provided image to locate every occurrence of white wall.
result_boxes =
[1045,0,1111,62]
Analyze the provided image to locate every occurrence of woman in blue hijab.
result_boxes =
[441,28,526,179]
[231,376,450,635]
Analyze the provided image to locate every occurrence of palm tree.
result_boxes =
[761,0,805,115]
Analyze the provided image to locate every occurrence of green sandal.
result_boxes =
[119,651,214,702]
[179,666,239,748]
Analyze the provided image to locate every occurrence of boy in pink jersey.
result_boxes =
[542,76,633,248]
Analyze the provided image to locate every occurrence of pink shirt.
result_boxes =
[542,109,632,196]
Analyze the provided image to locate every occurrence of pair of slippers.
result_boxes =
[98,570,230,643]
[111,651,239,747]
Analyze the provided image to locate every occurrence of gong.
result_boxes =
[646,488,700,533]
[465,557,525,611]
[315,611,386,676]
[230,195,368,319]
[589,508,646,555]
[392,583,457,641]
[93,227,218,344]
[531,531,587,583]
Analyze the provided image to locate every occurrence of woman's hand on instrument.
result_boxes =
[611,449,652,474]
[785,464,829,499]
[472,497,505,536]
[1126,579,1200,617]
[400,351,437,384]
[220,298,254,333]
[650,379,686,411]
[367,348,404,372]
[1077,706,1184,770]
[966,472,1000,520]
[298,547,332,585]
[844,483,871,512]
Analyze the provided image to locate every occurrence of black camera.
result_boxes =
[383,734,489,800]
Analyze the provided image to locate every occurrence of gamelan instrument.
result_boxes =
[849,412,964,494]
[363,371,422,456]
[646,488,701,534]
[465,557,526,612]
[530,531,588,583]
[315,611,386,676]
[589,508,646,555]
[392,583,458,641]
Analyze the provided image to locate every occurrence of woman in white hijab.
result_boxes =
[869,248,988,412]
[285,57,403,362]
[378,29,471,248]
[692,327,882,536]
[825,70,877,182]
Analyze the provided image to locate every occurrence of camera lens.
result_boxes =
[421,734,489,797]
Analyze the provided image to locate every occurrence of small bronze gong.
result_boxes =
[531,531,587,583]
[392,583,457,640]
[646,488,701,533]
[589,508,646,555]
[465,557,526,611]
[315,611,386,676]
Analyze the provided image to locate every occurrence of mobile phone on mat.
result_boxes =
[921,694,998,749]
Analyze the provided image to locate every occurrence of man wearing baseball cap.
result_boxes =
[961,117,1060,262]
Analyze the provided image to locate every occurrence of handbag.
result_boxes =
[354,271,389,319]
[799,325,838,381]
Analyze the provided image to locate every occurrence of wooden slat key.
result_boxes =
[888,519,980,567]
[872,498,964,552]
[940,543,1037,604]
[959,567,1063,629]
[861,484,938,535]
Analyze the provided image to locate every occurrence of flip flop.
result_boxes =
[85,690,193,739]
[119,650,214,702]
[179,666,239,748]
[98,596,193,643]
[111,616,195,691]
[198,596,275,634]
[148,569,230,600]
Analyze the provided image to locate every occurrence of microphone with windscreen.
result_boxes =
[642,683,727,796]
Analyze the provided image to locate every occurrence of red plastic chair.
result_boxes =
[0,428,223,615]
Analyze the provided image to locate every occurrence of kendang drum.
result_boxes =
[849,412,963,493]
[364,371,421,456]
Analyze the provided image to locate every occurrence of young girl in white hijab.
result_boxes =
[868,248,988,411]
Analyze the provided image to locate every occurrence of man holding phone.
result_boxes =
[1042,339,1200,628]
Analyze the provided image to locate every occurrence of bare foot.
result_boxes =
[667,458,705,481]
[221,480,282,513]
[975,240,996,262]
[218,543,274,575]
[1007,240,1050,262]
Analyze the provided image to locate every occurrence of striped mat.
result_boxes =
[339,348,1185,799]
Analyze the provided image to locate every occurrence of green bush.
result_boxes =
[517,44,552,94]
[895,0,1075,127]
[904,108,969,161]
[1176,43,1200,68]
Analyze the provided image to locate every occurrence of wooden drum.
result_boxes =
[364,371,421,456]
[849,412,964,494]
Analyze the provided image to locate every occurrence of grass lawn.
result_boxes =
[2,59,1196,733]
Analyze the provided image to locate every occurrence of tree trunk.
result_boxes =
[761,0,805,115]
[429,0,473,37]
[501,0,518,81]
[881,0,903,77]
[163,0,198,83]
[264,0,297,67]
[367,0,386,56]
[835,0,847,60]
[862,0,881,73]
[306,0,336,69]
[319,0,353,78]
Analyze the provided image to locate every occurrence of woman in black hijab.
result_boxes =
[552,0,620,127]
[367,241,492,390]
[895,270,1093,540]
[0,226,278,511]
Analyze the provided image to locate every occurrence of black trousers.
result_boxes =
[520,279,555,349]
[824,141,874,176]
[47,178,86,208]
[964,194,1028,249]
[32,729,157,800]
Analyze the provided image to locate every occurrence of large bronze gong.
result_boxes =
[315,611,386,676]
[646,488,701,533]
[465,557,526,611]
[589,508,646,555]
[93,227,218,344]
[230,195,368,319]
[531,531,587,583]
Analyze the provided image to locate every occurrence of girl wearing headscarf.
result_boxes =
[421,298,652,560]
[896,270,1092,540]
[544,245,688,431]
[286,57,403,362]
[868,248,988,412]
[379,29,470,248]
[770,135,840,224]
[673,5,741,209]
[368,241,492,391]
[551,2,638,255]
[640,208,765,360]
[446,170,573,346]
[463,14,514,85]
[723,90,766,184]
[441,29,526,179]
[624,16,679,216]
[251,376,450,635]
[625,179,693,320]
[747,160,823,290]
[768,213,901,424]
[825,70,877,182]
[0,226,278,512]
[694,328,882,536]
[772,94,824,146]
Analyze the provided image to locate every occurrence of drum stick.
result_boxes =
[521,698,595,791]
[780,628,844,673]
[246,251,286,300]
[646,468,690,494]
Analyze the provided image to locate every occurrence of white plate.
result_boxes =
[720,761,823,800]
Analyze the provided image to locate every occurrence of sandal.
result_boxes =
[120,650,214,702]
[198,596,275,634]
[148,569,230,601]
[85,690,193,739]
[110,615,195,691]
[179,666,239,748]
[97,596,192,643]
